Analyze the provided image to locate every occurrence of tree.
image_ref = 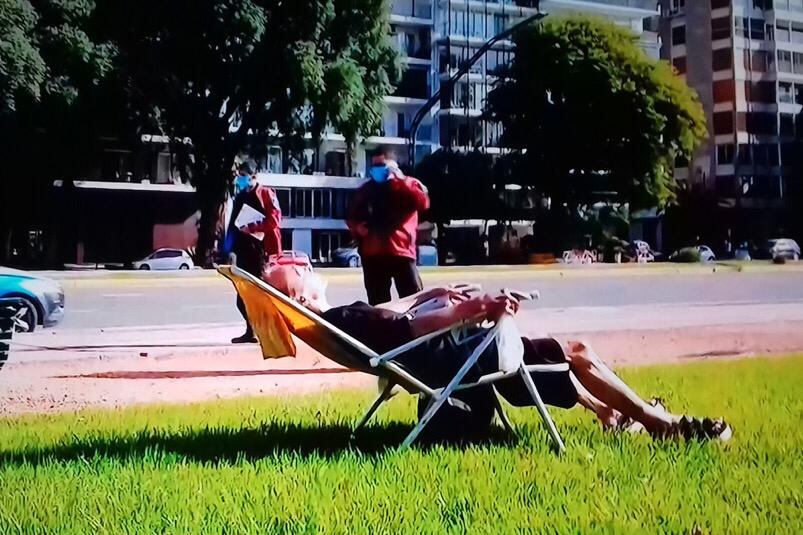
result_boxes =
[486,16,707,249]
[0,0,115,264]
[415,149,503,224]
[96,0,398,264]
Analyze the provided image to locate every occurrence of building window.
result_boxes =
[712,49,732,71]
[672,25,686,46]
[713,80,735,103]
[781,113,795,136]
[275,188,291,214]
[717,144,735,165]
[711,0,730,9]
[736,18,767,40]
[776,20,791,42]
[779,50,793,72]
[310,231,350,264]
[711,17,731,40]
[744,81,776,103]
[713,111,735,134]
[753,0,772,9]
[779,82,794,103]
[744,50,773,72]
[673,56,687,73]
[667,0,685,15]
[744,112,778,136]
[795,52,803,74]
[793,21,803,44]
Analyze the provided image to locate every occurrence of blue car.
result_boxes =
[0,268,65,332]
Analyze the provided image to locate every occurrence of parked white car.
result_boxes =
[132,249,195,270]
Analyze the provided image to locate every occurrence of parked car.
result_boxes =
[697,245,716,263]
[268,250,313,272]
[669,245,716,263]
[332,245,438,268]
[0,267,65,332]
[132,248,195,270]
[755,238,801,261]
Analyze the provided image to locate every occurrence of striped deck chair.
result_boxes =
[218,265,567,452]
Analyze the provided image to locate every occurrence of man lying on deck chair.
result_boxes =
[265,266,732,442]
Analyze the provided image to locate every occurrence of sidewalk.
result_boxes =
[10,300,803,366]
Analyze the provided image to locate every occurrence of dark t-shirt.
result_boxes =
[321,302,413,355]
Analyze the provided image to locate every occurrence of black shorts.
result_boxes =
[483,337,578,409]
[401,335,578,410]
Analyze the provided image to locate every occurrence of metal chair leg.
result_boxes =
[518,366,566,454]
[492,388,515,435]
[351,382,394,439]
[400,329,497,449]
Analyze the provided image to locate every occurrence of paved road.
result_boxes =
[59,270,803,330]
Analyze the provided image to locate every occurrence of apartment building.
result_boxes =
[660,0,803,240]
[386,0,659,167]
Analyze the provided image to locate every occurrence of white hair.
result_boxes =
[294,268,327,302]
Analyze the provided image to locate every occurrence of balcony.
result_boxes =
[391,0,433,21]
[393,68,430,100]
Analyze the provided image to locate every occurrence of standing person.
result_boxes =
[228,161,282,343]
[348,148,430,305]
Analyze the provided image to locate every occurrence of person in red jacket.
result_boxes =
[229,161,282,343]
[348,148,430,305]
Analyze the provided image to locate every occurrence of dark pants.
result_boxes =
[233,245,265,335]
[362,255,423,305]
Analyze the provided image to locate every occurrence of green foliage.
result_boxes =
[487,16,708,210]
[0,0,114,113]
[0,0,45,112]
[1,356,802,533]
[94,0,399,261]
[415,149,503,223]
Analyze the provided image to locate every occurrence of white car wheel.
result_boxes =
[179,264,190,270]
[348,256,360,268]
[11,297,38,333]
[139,264,151,270]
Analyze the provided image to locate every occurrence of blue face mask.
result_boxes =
[369,165,390,183]
[234,174,251,194]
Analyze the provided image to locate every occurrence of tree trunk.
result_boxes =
[345,141,354,177]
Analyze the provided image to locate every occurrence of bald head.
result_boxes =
[264,265,328,311]
[264,265,303,296]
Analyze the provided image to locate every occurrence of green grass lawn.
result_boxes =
[1,356,802,534]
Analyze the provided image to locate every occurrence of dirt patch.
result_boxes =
[2,321,803,417]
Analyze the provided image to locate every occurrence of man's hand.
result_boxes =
[457,294,520,323]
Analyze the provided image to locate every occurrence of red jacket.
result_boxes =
[347,175,430,260]
[239,184,283,256]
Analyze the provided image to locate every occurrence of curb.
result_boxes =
[33,262,803,284]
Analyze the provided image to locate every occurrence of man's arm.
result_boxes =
[389,177,430,212]
[408,294,518,338]
[374,287,450,313]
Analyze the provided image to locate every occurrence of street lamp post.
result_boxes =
[407,9,548,165]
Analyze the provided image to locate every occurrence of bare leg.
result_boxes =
[565,340,679,435]
[570,373,622,429]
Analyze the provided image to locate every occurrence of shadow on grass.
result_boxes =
[0,422,521,467]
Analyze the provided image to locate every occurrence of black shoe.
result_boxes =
[231,333,258,344]
[676,416,733,442]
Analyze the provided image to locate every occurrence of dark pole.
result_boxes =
[408,9,548,165]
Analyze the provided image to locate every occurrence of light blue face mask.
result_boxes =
[234,174,251,194]
[369,165,390,183]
